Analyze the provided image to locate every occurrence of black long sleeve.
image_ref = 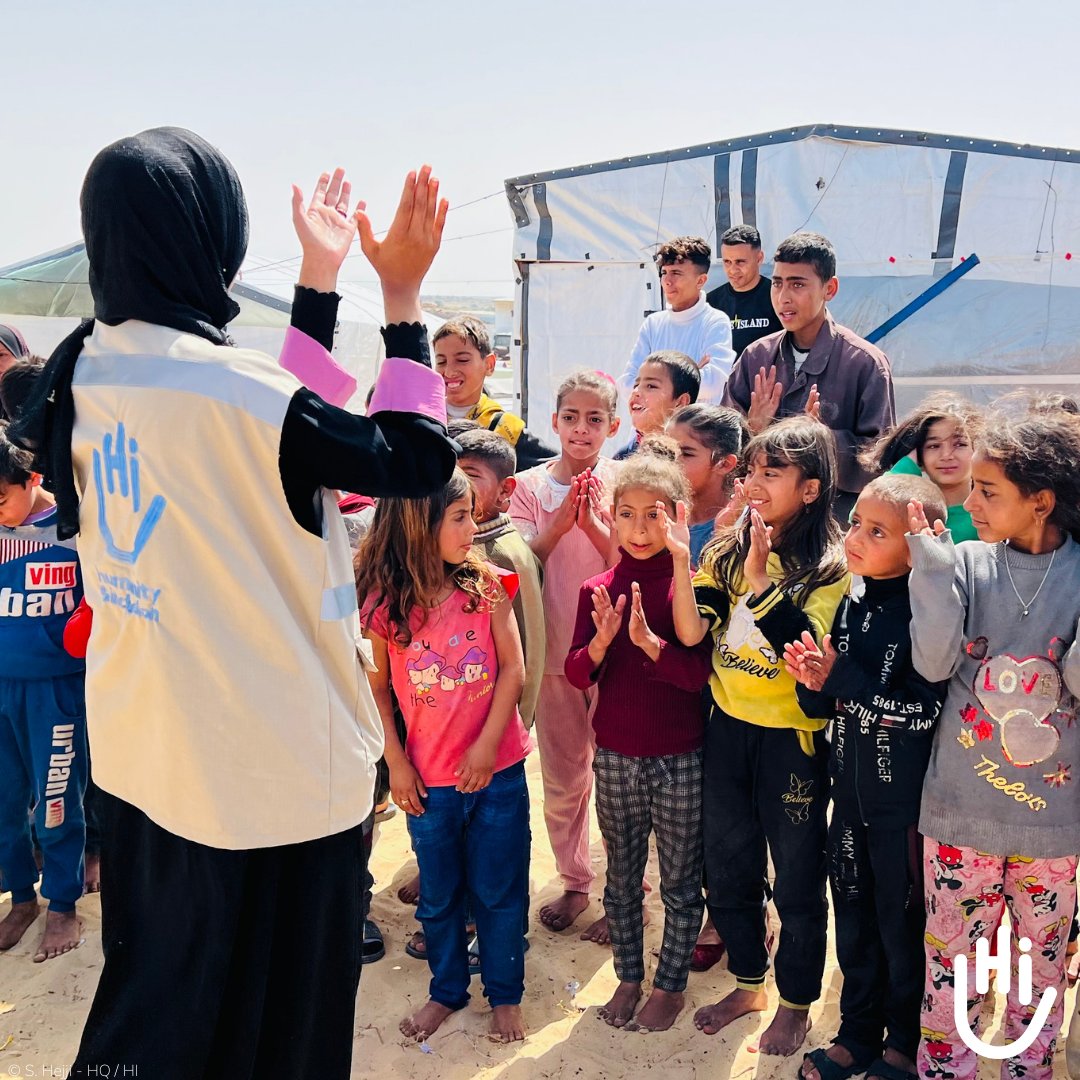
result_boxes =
[289,285,340,352]
[278,320,454,534]
[752,586,815,655]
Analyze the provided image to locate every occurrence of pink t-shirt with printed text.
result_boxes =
[367,583,532,787]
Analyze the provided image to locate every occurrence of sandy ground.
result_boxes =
[1,751,1076,1078]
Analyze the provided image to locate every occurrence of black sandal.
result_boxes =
[798,1048,869,1080]
[361,919,385,965]
[863,1059,916,1080]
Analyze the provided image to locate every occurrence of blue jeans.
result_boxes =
[407,761,529,1009]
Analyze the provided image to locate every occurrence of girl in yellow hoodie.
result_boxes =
[667,416,849,1058]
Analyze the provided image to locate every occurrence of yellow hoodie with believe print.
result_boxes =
[693,551,850,752]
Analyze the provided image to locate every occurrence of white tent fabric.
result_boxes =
[504,124,1080,427]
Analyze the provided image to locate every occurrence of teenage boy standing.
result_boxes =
[706,225,782,356]
[722,232,894,520]
[621,237,734,404]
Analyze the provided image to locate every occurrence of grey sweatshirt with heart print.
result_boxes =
[907,532,1080,858]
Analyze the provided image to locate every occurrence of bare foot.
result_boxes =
[759,1004,812,1057]
[0,900,41,950]
[33,909,83,963]
[539,890,590,932]
[867,1047,916,1080]
[693,987,767,1035]
[489,1004,526,1042]
[400,999,459,1040]
[398,872,421,906]
[597,981,641,1028]
[581,905,649,945]
[84,852,101,894]
[800,1042,855,1080]
[628,987,683,1032]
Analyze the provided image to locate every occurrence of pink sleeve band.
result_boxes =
[367,356,447,424]
[279,326,357,408]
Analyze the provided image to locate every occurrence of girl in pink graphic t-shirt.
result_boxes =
[358,469,531,1046]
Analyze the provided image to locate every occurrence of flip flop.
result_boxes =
[798,1047,869,1080]
[863,1059,917,1080]
[361,919,385,965]
[404,930,427,960]
[689,941,726,972]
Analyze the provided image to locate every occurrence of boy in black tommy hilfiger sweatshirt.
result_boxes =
[784,473,949,1080]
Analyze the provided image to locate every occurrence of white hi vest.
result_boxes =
[71,321,382,849]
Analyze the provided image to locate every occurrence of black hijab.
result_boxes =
[12,126,249,538]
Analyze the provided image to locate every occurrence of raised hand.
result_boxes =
[805,384,821,422]
[715,477,747,531]
[907,498,946,538]
[628,581,661,660]
[744,508,774,595]
[658,499,692,561]
[591,585,626,648]
[356,165,449,323]
[747,365,783,435]
[292,168,359,292]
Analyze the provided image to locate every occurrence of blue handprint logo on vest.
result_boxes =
[93,422,167,565]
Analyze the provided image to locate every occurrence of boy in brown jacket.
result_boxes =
[721,232,894,519]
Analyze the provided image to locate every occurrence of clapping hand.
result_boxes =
[715,477,747,531]
[657,500,692,561]
[805,384,821,422]
[744,509,774,595]
[591,585,626,648]
[783,631,837,692]
[628,581,661,660]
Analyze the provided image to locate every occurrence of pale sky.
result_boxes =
[4,0,1078,297]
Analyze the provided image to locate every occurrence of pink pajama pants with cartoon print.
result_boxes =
[919,837,1076,1080]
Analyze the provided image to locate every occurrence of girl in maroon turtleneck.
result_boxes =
[565,450,712,1035]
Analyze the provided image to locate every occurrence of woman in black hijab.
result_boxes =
[19,128,456,1080]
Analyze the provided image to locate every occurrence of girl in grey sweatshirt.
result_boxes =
[907,405,1080,1080]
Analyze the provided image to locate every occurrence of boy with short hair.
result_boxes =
[434,316,555,472]
[456,427,546,726]
[721,231,895,519]
[706,225,783,355]
[784,472,948,1080]
[0,425,87,963]
[615,350,700,460]
[621,237,735,404]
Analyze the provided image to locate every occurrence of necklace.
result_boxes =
[1002,542,1056,618]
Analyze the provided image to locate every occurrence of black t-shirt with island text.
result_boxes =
[706,276,783,356]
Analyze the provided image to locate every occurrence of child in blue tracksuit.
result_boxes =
[0,424,87,962]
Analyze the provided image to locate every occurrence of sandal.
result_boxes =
[863,1059,916,1080]
[404,929,488,975]
[798,1047,869,1080]
[690,941,726,972]
[361,919,385,965]
[404,929,427,960]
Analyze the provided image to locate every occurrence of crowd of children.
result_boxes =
[4,158,1080,1080]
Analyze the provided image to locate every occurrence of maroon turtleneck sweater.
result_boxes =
[565,548,712,757]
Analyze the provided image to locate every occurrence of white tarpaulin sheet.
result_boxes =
[505,125,1080,421]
